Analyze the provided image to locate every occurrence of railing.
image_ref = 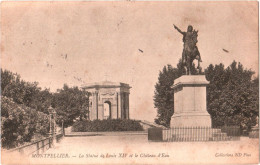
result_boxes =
[7,136,53,156]
[7,133,64,156]
[149,126,241,142]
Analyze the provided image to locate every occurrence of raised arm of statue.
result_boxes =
[173,24,185,35]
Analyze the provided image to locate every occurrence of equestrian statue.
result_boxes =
[173,24,202,75]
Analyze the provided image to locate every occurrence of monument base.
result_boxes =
[170,75,212,128]
[171,112,211,127]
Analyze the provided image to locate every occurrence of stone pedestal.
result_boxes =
[170,75,212,127]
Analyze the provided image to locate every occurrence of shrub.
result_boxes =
[1,96,49,149]
[72,119,144,132]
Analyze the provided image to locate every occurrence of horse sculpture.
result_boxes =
[174,25,202,75]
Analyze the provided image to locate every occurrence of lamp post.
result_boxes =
[49,112,52,135]
[48,106,57,135]
[53,110,57,135]
[48,106,57,146]
[61,119,64,136]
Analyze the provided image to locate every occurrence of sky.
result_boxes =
[1,1,258,122]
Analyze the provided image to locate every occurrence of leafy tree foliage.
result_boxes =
[1,96,49,149]
[153,60,199,127]
[52,84,89,127]
[30,89,53,114]
[205,61,259,130]
[1,69,15,93]
[1,69,90,149]
[1,69,52,113]
[1,69,90,128]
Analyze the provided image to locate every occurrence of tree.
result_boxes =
[1,69,53,114]
[1,69,15,93]
[52,84,89,127]
[153,64,175,127]
[153,59,199,127]
[205,61,259,130]
[1,69,90,128]
[1,70,25,104]
[30,89,53,114]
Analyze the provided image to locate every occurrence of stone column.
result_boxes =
[95,91,99,120]
[170,75,212,127]
[97,92,103,120]
[111,104,117,119]
[111,94,117,119]
[90,92,96,120]
[88,93,93,120]
[117,92,121,119]
[121,93,125,119]
[116,92,119,119]
[126,93,130,119]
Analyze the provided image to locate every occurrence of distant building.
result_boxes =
[81,81,131,120]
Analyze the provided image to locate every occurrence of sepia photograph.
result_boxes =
[1,1,259,164]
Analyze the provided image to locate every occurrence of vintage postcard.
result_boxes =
[1,1,259,165]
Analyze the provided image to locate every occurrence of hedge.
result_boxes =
[1,96,49,149]
[72,119,144,132]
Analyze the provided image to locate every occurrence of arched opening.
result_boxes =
[104,101,111,119]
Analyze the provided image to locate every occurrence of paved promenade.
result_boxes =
[25,134,259,165]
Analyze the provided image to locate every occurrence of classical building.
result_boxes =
[81,81,131,120]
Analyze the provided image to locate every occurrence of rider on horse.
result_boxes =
[173,25,202,72]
